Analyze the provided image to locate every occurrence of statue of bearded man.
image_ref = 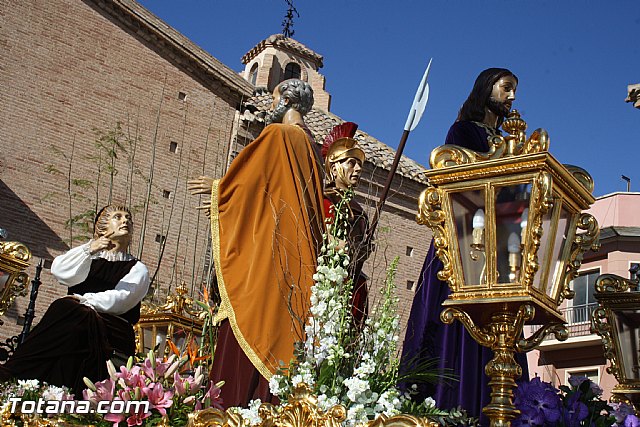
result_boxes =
[188,78,324,408]
[400,68,528,425]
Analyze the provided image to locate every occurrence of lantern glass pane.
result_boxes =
[495,184,531,284]
[143,324,168,354]
[547,206,571,299]
[532,206,555,292]
[451,189,486,286]
[614,307,640,381]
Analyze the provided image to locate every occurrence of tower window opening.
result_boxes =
[284,62,301,80]
[249,63,258,86]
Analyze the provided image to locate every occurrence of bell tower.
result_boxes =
[241,34,331,112]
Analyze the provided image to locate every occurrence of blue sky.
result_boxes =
[138,0,639,197]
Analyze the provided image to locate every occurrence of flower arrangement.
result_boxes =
[513,375,639,427]
[0,378,74,423]
[73,350,223,426]
[268,189,459,426]
[0,349,223,427]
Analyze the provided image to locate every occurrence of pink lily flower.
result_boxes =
[104,399,125,427]
[142,382,174,416]
[82,378,115,404]
[201,380,224,410]
[126,408,151,426]
[173,372,200,396]
[117,365,145,389]
[141,357,170,382]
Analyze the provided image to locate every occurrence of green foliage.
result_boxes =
[44,165,63,176]
[71,178,93,189]
[435,406,480,426]
[63,209,95,244]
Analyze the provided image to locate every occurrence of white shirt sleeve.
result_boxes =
[78,261,150,315]
[50,243,93,286]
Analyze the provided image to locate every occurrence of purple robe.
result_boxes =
[400,121,529,425]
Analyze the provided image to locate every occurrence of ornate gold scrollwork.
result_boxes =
[368,414,439,427]
[259,383,346,427]
[521,172,553,289]
[0,271,28,326]
[595,274,635,293]
[429,111,551,169]
[559,213,600,304]
[502,110,549,155]
[187,406,249,427]
[565,165,595,194]
[0,241,31,325]
[417,187,455,288]
[442,305,535,424]
[517,323,569,352]
[440,307,495,347]
[522,128,549,154]
[0,241,32,262]
[590,306,622,380]
[429,137,507,169]
[187,383,438,427]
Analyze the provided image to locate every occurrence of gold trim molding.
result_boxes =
[188,383,438,427]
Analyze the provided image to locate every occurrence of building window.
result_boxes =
[406,246,414,257]
[284,62,301,80]
[178,91,187,101]
[566,368,599,387]
[162,190,171,199]
[249,63,259,86]
[169,141,178,153]
[568,269,599,323]
[407,280,415,291]
[155,234,166,244]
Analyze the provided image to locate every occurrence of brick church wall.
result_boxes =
[0,0,248,339]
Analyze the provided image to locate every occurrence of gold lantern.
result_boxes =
[135,281,208,362]
[0,241,31,325]
[591,273,640,410]
[418,111,599,426]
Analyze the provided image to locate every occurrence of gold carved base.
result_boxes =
[189,384,438,427]
[2,384,438,427]
[441,304,568,427]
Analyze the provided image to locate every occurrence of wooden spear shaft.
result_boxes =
[353,59,431,282]
[368,128,410,235]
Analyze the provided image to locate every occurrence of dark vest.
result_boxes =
[68,258,141,324]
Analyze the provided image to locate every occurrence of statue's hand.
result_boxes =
[196,200,212,218]
[89,233,115,255]
[187,176,214,196]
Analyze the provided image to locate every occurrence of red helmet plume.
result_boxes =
[321,122,358,159]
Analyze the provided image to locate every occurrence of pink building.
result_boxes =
[527,192,640,399]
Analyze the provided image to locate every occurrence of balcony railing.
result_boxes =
[526,303,599,339]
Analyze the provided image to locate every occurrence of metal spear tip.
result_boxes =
[404,58,433,132]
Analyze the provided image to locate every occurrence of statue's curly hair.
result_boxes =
[277,79,314,116]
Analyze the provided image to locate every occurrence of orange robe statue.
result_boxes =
[209,123,324,406]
